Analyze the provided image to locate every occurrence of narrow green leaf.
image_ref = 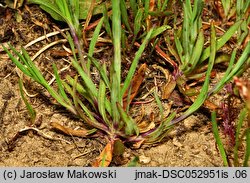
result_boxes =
[174,33,184,63]
[121,28,153,98]
[87,56,110,90]
[132,8,144,44]
[111,0,122,123]
[120,0,132,32]
[18,79,36,123]
[72,75,79,110]
[52,64,71,105]
[78,99,107,130]
[87,17,104,70]
[209,48,237,95]
[5,46,75,114]
[98,79,110,125]
[103,3,112,38]
[182,4,190,58]
[154,89,163,121]
[170,23,216,126]
[224,41,250,81]
[211,111,229,166]
[2,45,31,77]
[234,107,247,166]
[243,128,250,167]
[146,112,176,143]
[21,47,47,85]
[221,0,230,17]
[211,41,250,95]
[72,59,98,99]
[117,103,139,136]
[191,0,203,22]
[65,76,89,100]
[150,25,171,39]
[200,20,242,63]
[144,0,150,19]
[70,0,80,21]
[129,0,138,15]
[161,0,169,11]
[29,0,68,22]
[63,78,95,112]
[63,78,105,130]
[183,28,204,74]
[66,32,77,61]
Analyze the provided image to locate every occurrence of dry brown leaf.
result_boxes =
[214,0,225,20]
[152,64,176,99]
[92,141,113,167]
[137,121,155,133]
[162,79,176,99]
[155,44,178,68]
[50,122,91,137]
[234,76,250,109]
[123,63,147,109]
[132,139,145,149]
[146,0,155,31]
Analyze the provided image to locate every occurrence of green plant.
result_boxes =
[211,111,229,166]
[173,0,244,78]
[234,77,250,167]
[3,0,173,166]
[210,76,250,167]
[212,107,250,167]
[18,79,37,124]
[221,0,235,20]
[236,0,250,46]
[174,0,204,75]
[4,0,249,167]
[162,0,249,116]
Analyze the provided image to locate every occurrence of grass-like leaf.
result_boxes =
[52,64,72,105]
[87,56,111,90]
[18,79,36,123]
[129,0,138,15]
[170,22,216,125]
[121,28,154,98]
[210,41,250,95]
[154,89,164,121]
[87,17,104,70]
[200,20,242,63]
[29,0,68,22]
[120,0,132,32]
[111,0,122,124]
[131,8,143,45]
[211,111,229,166]
[117,103,139,136]
[64,75,94,108]
[149,25,171,39]
[4,45,76,114]
[3,45,31,77]
[102,3,112,38]
[183,28,204,74]
[145,112,176,143]
[234,107,247,166]
[98,79,110,126]
[243,128,250,167]
[72,59,98,99]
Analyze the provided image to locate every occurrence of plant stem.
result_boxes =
[69,25,88,75]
